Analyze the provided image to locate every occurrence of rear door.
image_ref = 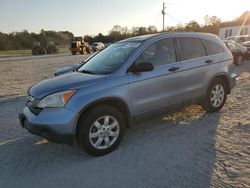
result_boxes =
[127,38,183,116]
[176,37,224,103]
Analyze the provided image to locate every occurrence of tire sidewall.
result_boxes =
[205,79,227,112]
[78,105,125,156]
[201,78,227,112]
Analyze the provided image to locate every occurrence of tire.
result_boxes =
[201,78,227,112]
[77,105,125,156]
[80,48,85,54]
[71,51,77,55]
[86,47,93,54]
[83,48,87,54]
[236,55,244,66]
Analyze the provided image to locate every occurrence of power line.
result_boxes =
[154,8,162,26]
[166,13,181,23]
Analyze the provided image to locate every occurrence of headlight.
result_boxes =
[37,90,76,108]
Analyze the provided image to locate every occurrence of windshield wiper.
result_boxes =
[80,69,96,75]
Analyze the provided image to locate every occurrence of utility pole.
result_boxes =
[162,2,166,31]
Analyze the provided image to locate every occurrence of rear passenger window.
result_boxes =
[203,40,224,55]
[177,38,206,61]
[135,39,176,67]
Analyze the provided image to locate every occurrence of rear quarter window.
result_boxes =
[177,37,206,61]
[203,40,224,55]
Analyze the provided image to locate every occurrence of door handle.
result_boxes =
[205,59,213,64]
[168,67,180,72]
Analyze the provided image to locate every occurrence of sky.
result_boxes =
[0,0,250,36]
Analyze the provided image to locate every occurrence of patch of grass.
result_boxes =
[0,47,69,56]
[58,47,69,53]
[0,50,31,55]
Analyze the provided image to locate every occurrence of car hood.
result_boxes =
[54,63,82,76]
[30,72,106,99]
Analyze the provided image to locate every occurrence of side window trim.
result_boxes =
[173,37,181,62]
[127,37,177,72]
[201,39,209,56]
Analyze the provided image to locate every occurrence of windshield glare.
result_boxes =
[78,42,141,74]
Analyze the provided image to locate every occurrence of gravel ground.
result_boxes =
[0,55,249,188]
[0,54,85,99]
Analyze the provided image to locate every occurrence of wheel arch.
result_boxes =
[207,73,231,94]
[75,97,132,138]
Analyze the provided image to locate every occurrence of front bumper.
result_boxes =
[19,106,77,144]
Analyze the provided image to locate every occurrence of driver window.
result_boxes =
[135,39,176,67]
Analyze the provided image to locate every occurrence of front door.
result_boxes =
[127,38,183,116]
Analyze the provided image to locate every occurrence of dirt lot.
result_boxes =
[0,55,249,188]
[0,54,85,99]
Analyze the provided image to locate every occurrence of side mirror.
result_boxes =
[131,62,154,73]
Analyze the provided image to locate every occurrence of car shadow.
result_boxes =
[0,95,221,188]
[123,105,220,187]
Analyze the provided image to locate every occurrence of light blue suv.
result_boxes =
[19,32,237,156]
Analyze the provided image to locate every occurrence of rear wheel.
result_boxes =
[77,105,125,156]
[71,51,77,55]
[202,78,227,112]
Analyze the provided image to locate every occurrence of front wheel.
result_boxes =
[77,105,125,156]
[201,78,227,112]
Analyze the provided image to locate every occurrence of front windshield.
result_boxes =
[78,42,141,74]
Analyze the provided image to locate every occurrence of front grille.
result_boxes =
[27,95,43,115]
[27,103,42,115]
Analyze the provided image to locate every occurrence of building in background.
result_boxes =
[219,11,250,40]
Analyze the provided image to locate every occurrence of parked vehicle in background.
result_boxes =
[46,41,59,54]
[31,41,58,55]
[90,42,105,52]
[224,40,247,65]
[70,37,92,55]
[19,32,236,156]
[226,35,250,58]
[31,42,45,55]
[242,41,250,58]
[227,35,250,44]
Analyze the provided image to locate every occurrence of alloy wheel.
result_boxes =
[89,116,120,150]
[210,84,225,108]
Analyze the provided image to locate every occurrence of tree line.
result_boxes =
[0,30,74,51]
[0,15,221,51]
[86,15,221,43]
